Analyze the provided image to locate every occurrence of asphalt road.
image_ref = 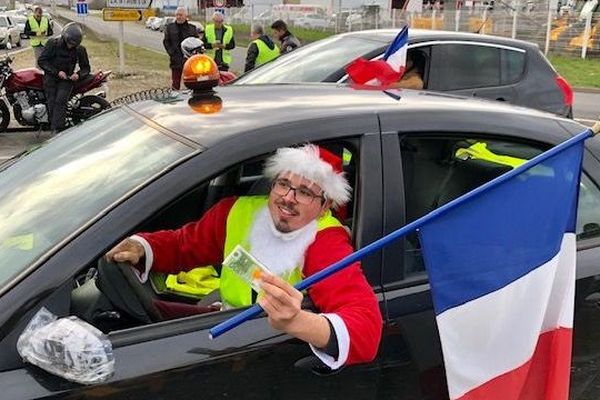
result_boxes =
[574,91,600,123]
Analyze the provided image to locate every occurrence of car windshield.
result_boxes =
[234,35,386,84]
[0,109,195,290]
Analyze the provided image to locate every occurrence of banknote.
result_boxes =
[222,245,271,292]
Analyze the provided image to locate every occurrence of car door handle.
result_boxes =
[496,97,507,101]
[294,355,343,376]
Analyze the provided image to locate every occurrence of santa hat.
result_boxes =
[264,144,351,208]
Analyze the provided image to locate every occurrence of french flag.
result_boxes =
[346,26,408,87]
[419,138,584,399]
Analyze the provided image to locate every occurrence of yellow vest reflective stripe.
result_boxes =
[455,142,526,169]
[220,196,343,308]
[205,24,233,65]
[28,16,49,47]
[253,39,280,66]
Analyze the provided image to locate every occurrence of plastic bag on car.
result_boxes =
[16,307,115,385]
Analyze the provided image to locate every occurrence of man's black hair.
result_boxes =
[271,19,288,31]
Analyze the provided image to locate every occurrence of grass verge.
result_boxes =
[548,55,600,89]
[227,23,333,47]
[11,23,171,101]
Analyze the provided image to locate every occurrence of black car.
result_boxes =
[234,29,574,118]
[1,85,599,399]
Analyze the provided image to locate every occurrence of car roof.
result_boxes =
[339,28,539,50]
[125,84,569,148]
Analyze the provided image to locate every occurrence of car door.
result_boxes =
[0,114,385,399]
[427,41,524,104]
[376,109,600,399]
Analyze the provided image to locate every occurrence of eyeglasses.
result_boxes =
[271,179,324,205]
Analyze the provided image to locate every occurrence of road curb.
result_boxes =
[574,87,600,94]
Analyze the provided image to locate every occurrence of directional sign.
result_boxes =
[76,2,89,15]
[102,8,143,21]
[106,0,152,9]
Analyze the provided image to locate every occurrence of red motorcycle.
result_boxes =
[0,56,111,132]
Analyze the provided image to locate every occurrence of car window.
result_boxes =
[234,36,387,84]
[431,44,502,90]
[502,49,526,84]
[396,135,600,279]
[0,109,194,291]
[0,17,7,27]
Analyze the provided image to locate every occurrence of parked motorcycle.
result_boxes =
[0,55,111,132]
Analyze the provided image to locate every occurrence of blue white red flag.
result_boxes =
[346,26,408,88]
[419,140,584,399]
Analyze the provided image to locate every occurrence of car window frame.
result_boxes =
[380,124,600,289]
[427,40,527,91]
[0,114,384,366]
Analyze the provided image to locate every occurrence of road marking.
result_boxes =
[576,118,598,126]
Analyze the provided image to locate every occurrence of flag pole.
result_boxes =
[210,121,600,340]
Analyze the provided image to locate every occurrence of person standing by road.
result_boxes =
[25,6,53,62]
[38,22,89,134]
[244,24,279,72]
[204,12,235,71]
[163,7,199,90]
[271,19,300,54]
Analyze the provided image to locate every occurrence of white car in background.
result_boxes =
[145,16,158,29]
[293,13,331,29]
[0,14,22,48]
[150,17,163,30]
[11,14,27,38]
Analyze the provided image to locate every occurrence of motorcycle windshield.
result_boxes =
[0,108,196,292]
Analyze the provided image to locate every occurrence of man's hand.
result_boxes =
[37,31,43,36]
[105,238,145,265]
[258,274,304,331]
[214,43,224,49]
[258,274,331,348]
[70,73,79,81]
[57,71,68,80]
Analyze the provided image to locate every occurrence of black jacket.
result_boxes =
[244,35,276,72]
[24,16,53,39]
[38,37,90,79]
[163,21,199,69]
[279,31,301,54]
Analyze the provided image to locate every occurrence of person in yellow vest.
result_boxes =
[106,144,382,369]
[25,6,53,62]
[204,12,235,71]
[244,24,280,72]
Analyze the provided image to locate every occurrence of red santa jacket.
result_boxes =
[139,196,383,366]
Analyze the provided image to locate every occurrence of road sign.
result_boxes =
[213,0,225,7]
[106,0,152,9]
[102,8,143,21]
[76,2,88,15]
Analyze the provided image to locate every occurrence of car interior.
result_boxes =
[70,140,359,333]
[400,135,546,276]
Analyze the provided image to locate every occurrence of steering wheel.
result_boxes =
[95,258,161,324]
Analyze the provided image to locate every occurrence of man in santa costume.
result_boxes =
[106,144,382,369]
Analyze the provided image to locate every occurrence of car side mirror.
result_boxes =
[5,42,11,50]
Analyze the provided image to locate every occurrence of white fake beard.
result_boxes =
[248,207,318,277]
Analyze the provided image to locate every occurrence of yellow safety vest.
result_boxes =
[28,16,49,47]
[455,142,526,169]
[253,39,280,67]
[220,196,343,308]
[205,24,233,65]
